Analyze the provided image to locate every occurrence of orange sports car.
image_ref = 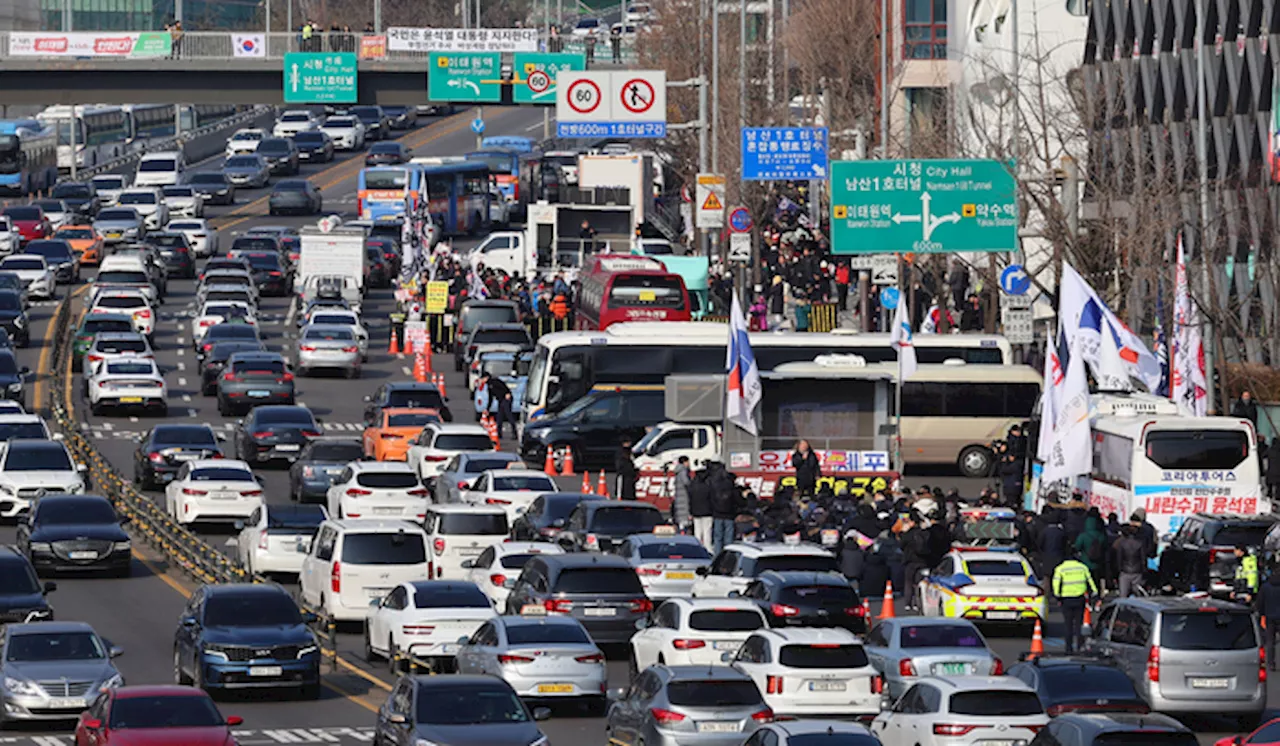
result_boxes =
[362,407,442,461]
[54,225,104,266]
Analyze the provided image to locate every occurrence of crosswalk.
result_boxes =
[0,727,376,745]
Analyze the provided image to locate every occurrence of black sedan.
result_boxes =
[17,494,132,577]
[288,437,364,503]
[367,237,400,276]
[366,246,393,288]
[186,171,236,205]
[133,423,225,489]
[23,238,80,284]
[1006,655,1150,717]
[268,180,323,216]
[364,141,410,166]
[201,340,266,395]
[234,405,323,465]
[50,182,99,218]
[0,290,30,347]
[510,493,606,541]
[740,571,867,634]
[291,130,335,163]
[0,548,54,622]
[235,251,292,296]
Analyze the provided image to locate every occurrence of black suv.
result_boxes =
[133,423,224,488]
[504,554,651,644]
[1157,513,1277,595]
[519,386,665,469]
[1027,712,1196,746]
[1006,654,1149,716]
[556,499,665,554]
[50,182,99,218]
[451,300,521,367]
[362,382,451,424]
[256,137,301,175]
[510,493,606,541]
[740,570,867,633]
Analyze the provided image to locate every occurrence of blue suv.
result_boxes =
[173,583,321,698]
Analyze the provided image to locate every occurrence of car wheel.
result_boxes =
[627,649,639,680]
[174,648,191,684]
[155,405,168,418]
[90,401,103,416]
[957,446,995,479]
[217,398,231,416]
[364,627,380,661]
[388,639,401,674]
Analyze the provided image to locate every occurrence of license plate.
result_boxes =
[985,611,1019,621]
[366,588,390,598]
[981,741,1019,746]
[666,571,694,580]
[47,697,85,708]
[583,607,616,617]
[248,666,283,677]
[119,396,143,403]
[537,684,573,693]
[457,547,483,555]
[172,453,198,461]
[374,507,400,515]
[808,681,847,692]
[211,492,237,500]
[68,551,97,560]
[107,232,121,239]
[713,641,740,651]
[1190,677,1231,689]
[275,444,300,452]
[697,722,739,733]
[248,390,270,398]
[937,663,968,675]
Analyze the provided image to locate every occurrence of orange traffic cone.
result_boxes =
[1083,603,1093,629]
[424,332,432,355]
[597,471,608,497]
[413,352,427,383]
[422,348,433,373]
[879,580,896,620]
[388,330,400,355]
[404,335,414,355]
[561,448,575,476]
[581,471,593,494]
[543,448,559,476]
[434,372,447,399]
[1028,618,1045,659]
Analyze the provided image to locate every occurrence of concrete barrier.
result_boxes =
[79,105,277,179]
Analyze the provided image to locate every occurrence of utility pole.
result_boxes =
[711,0,720,172]
[878,0,887,155]
[374,0,381,32]
[1195,0,1218,414]
[176,0,184,23]
[63,0,71,31]
[266,0,271,34]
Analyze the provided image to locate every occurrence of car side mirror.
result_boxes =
[84,718,103,730]
[532,707,552,721]
[552,518,566,528]
[216,433,227,441]
[461,559,475,569]
[180,616,198,628]
[727,590,741,598]
[363,395,371,402]
[19,367,29,377]
[607,687,626,702]
[388,713,407,724]
[109,645,124,658]
[118,515,131,525]
[1161,532,1174,543]
[226,716,244,727]
[42,581,56,594]
[77,464,88,473]
[695,566,708,576]
[634,618,648,630]
[457,635,470,644]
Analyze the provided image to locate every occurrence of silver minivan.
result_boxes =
[1084,597,1265,720]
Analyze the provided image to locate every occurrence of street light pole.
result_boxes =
[879,0,887,154]
[711,0,719,172]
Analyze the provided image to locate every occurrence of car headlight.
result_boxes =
[3,676,41,696]
[202,644,229,660]
[99,673,124,692]
[0,484,13,496]
[414,740,442,746]
[112,540,131,552]
[527,428,551,440]
[296,645,318,658]
[8,383,22,392]
[28,542,51,552]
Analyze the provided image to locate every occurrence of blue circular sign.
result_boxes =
[1000,264,1032,295]
[729,207,753,233]
[470,118,486,134]
[880,286,900,310]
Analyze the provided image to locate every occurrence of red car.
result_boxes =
[1216,718,1280,746]
[0,205,50,243]
[74,685,242,746]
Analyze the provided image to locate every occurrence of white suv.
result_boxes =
[299,519,432,622]
[630,597,767,672]
[134,151,186,187]
[115,188,169,230]
[731,628,882,719]
[423,505,509,580]
[405,423,495,481]
[326,461,430,522]
[691,542,840,598]
[869,676,1049,746]
[273,110,319,138]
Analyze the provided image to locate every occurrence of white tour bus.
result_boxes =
[38,105,130,171]
[1031,392,1266,542]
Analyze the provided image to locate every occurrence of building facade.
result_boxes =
[39,0,258,30]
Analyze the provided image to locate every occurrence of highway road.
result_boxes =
[1,105,1265,746]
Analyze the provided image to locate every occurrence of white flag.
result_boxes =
[232,34,266,58]
[726,294,762,435]
[1041,336,1093,484]
[1172,237,1208,416]
[889,296,918,381]
[1059,262,1161,392]
[1035,330,1063,467]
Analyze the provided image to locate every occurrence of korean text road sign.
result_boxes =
[830,159,1018,254]
[742,127,829,180]
[847,254,898,285]
[513,52,585,105]
[695,173,726,229]
[427,52,502,103]
[556,70,667,138]
[386,28,539,52]
[1001,303,1034,344]
[283,52,357,103]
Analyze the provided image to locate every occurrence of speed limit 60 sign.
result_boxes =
[556,71,611,122]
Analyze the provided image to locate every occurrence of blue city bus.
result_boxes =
[421,161,492,236]
[480,136,537,154]
[357,165,426,223]
[465,148,523,203]
[0,120,57,196]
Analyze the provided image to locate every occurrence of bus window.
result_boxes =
[608,274,686,309]
[1144,430,1250,470]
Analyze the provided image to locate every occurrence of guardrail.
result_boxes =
[44,291,338,671]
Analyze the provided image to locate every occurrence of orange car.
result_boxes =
[362,407,442,461]
[54,225,104,266]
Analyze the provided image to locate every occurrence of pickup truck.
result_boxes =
[631,421,723,472]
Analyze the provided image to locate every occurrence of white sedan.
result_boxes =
[86,356,167,416]
[630,598,766,673]
[161,186,204,218]
[165,219,219,257]
[235,503,328,576]
[305,311,369,361]
[326,460,430,521]
[870,676,1049,746]
[464,541,563,610]
[462,469,559,521]
[405,423,495,482]
[164,459,264,526]
[226,128,266,157]
[320,116,366,150]
[116,188,170,230]
[365,580,497,669]
[88,290,155,337]
[191,301,257,348]
[0,255,55,300]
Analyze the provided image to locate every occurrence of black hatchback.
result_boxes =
[0,547,54,623]
[1006,654,1149,717]
[201,340,266,396]
[291,130,334,163]
[511,493,607,542]
[0,290,29,347]
[504,554,652,644]
[133,423,225,489]
[147,232,197,279]
[234,405,322,465]
[741,571,867,633]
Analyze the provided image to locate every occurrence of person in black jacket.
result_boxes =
[900,512,930,611]
[791,439,821,498]
[1038,507,1067,581]
[1232,390,1259,428]
[614,438,638,501]
[688,469,713,548]
[708,462,741,553]
[1256,573,1280,670]
[1111,524,1147,597]
[1268,439,1280,500]
[998,449,1023,507]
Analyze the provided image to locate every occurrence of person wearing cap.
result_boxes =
[1129,508,1157,559]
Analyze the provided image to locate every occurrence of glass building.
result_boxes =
[40,0,259,30]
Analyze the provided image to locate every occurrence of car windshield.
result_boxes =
[1159,611,1257,650]
[370,143,401,153]
[205,592,302,626]
[241,254,281,270]
[309,442,364,461]
[97,210,136,221]
[473,330,530,346]
[255,410,315,427]
[162,187,193,197]
[313,314,356,326]
[3,207,39,220]
[38,499,115,525]
[964,560,1026,576]
[151,235,187,248]
[387,413,437,428]
[785,737,881,746]
[1204,523,1272,547]
[232,131,262,141]
[57,228,94,239]
[589,506,663,533]
[210,343,261,362]
[688,609,765,632]
[386,390,445,409]
[304,328,354,341]
[226,157,262,168]
[190,467,254,482]
[84,319,134,334]
[779,644,868,668]
[96,271,148,284]
[2,259,43,272]
[780,584,857,605]
[899,624,986,648]
[554,567,643,594]
[275,181,308,192]
[439,513,508,535]
[666,680,761,707]
[106,362,154,375]
[325,118,356,127]
[258,141,290,154]
[265,506,326,529]
[7,632,105,661]
[0,294,20,312]
[4,445,71,471]
[491,476,555,491]
[1040,666,1139,699]
[1093,736,1199,746]
[755,555,839,574]
[294,132,324,143]
[464,457,518,473]
[637,541,710,560]
[96,297,145,310]
[139,160,177,172]
[415,685,528,725]
[188,173,226,185]
[233,359,284,375]
[95,339,147,354]
[0,560,40,594]
[0,422,47,440]
[169,222,202,231]
[108,695,224,729]
[118,192,157,205]
[206,304,250,318]
[435,434,494,451]
[208,326,257,341]
[340,533,427,564]
[412,585,490,608]
[92,177,125,189]
[154,427,218,447]
[505,623,590,644]
[948,690,1043,716]
[355,472,420,489]
[281,113,311,122]
[53,184,91,198]
[231,237,276,252]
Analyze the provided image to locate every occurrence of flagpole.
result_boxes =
[893,263,903,474]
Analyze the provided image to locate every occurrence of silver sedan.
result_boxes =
[295,323,361,378]
[454,614,607,707]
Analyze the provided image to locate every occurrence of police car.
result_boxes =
[916,550,1046,624]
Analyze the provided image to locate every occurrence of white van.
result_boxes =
[298,519,431,622]
[423,505,509,580]
[134,151,186,187]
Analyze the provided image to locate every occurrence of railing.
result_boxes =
[0,31,636,63]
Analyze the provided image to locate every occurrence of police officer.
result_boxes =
[1234,547,1260,602]
[1052,549,1098,654]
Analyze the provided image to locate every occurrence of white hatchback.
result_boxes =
[86,356,166,416]
[461,468,559,522]
[631,598,767,672]
[405,423,495,481]
[365,580,497,668]
[870,676,1049,746]
[424,505,509,580]
[326,461,430,522]
[163,458,264,526]
[88,290,155,337]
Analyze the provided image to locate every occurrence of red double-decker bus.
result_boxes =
[575,254,692,330]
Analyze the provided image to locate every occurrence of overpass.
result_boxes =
[0,31,635,105]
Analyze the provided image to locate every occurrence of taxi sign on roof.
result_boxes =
[519,603,548,616]
[653,525,676,536]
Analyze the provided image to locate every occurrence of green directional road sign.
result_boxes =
[427,52,503,103]
[830,159,1017,254]
[283,52,357,104]
[512,52,586,105]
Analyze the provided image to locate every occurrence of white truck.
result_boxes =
[297,223,368,310]
[632,421,724,473]
[469,202,638,277]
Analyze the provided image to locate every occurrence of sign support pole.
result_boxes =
[543,108,550,140]
[475,105,484,149]
[893,264,904,473]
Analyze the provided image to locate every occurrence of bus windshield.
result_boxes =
[364,169,408,189]
[0,137,18,172]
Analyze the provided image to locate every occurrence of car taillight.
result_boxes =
[934,724,982,736]
[407,488,429,496]
[766,675,783,694]
[485,497,511,505]
[750,708,774,723]
[630,598,653,613]
[545,599,573,613]
[770,604,799,617]
[346,488,372,497]
[257,533,269,550]
[280,373,294,383]
[422,455,447,462]
[457,481,470,489]
[636,567,663,576]
[1147,646,1160,682]
[992,657,1004,675]
[136,310,151,319]
[300,345,316,352]
[88,354,103,363]
[1261,647,1268,682]
[433,538,446,555]
[575,652,604,663]
[241,489,263,497]
[331,561,340,592]
[222,373,238,382]
[253,431,272,438]
[268,270,282,276]
[202,343,213,352]
[899,658,917,677]
[489,573,506,586]
[649,708,686,725]
[148,452,164,463]
[871,675,883,694]
[585,533,599,550]
[199,320,214,327]
[846,605,867,617]
[672,639,705,650]
[381,433,402,440]
[302,430,322,437]
[401,625,434,635]
[341,346,358,353]
[210,452,224,459]
[182,487,207,496]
